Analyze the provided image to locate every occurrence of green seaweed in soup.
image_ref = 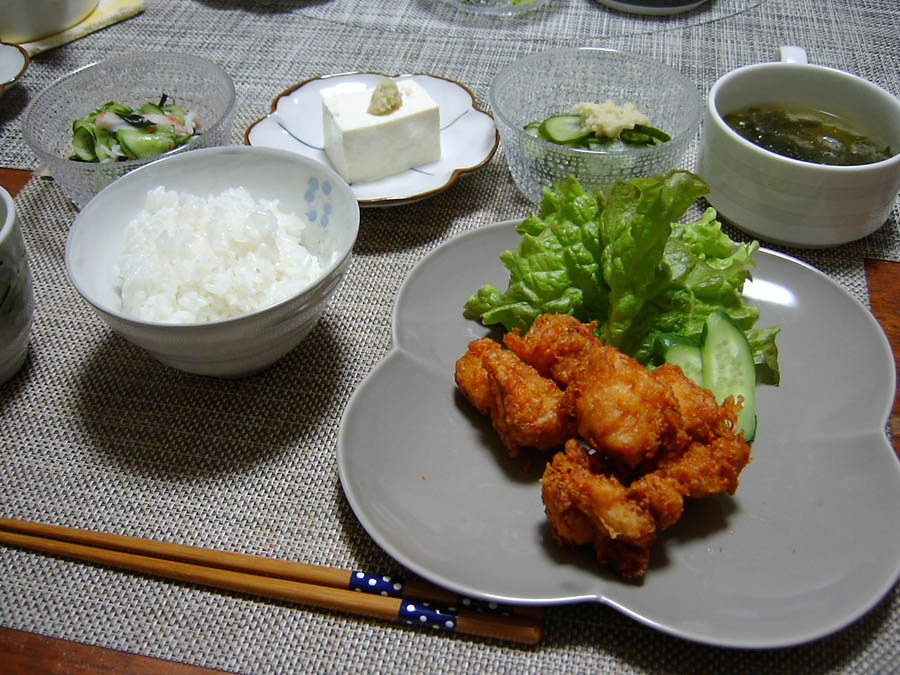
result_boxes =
[723,104,893,166]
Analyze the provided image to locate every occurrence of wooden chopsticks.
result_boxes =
[0,517,543,645]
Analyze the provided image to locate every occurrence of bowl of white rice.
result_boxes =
[65,145,359,377]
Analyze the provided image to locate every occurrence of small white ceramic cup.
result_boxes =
[697,47,900,248]
[0,0,98,44]
[0,186,34,385]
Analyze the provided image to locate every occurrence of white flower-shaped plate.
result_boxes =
[245,72,499,207]
[0,42,29,96]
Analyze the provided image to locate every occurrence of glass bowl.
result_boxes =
[23,52,235,208]
[441,0,550,15]
[490,47,703,203]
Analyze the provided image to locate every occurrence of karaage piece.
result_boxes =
[457,314,754,580]
[627,433,751,535]
[504,313,598,387]
[563,345,688,469]
[652,436,751,498]
[455,337,573,458]
[652,363,739,443]
[642,363,751,497]
[453,336,499,416]
[627,472,684,531]
[542,440,657,579]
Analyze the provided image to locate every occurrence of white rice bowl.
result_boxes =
[66,145,360,377]
[115,186,335,324]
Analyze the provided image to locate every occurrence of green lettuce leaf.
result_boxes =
[597,170,709,351]
[464,171,780,380]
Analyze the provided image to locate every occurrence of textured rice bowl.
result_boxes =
[66,146,359,377]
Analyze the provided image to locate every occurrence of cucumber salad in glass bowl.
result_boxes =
[22,52,235,208]
[70,95,198,163]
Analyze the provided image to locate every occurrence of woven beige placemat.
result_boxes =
[2,0,899,672]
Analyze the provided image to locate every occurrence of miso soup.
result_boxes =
[723,104,893,166]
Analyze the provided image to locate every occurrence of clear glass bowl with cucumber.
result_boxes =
[440,0,549,15]
[490,47,703,204]
[22,52,235,208]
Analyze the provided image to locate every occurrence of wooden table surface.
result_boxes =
[2,166,899,673]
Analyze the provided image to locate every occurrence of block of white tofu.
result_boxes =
[322,80,441,184]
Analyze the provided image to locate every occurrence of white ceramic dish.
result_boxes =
[246,72,499,207]
[66,146,359,378]
[697,47,900,248]
[0,0,97,44]
[337,219,900,648]
[0,42,28,95]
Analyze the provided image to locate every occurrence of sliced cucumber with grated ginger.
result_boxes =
[700,310,757,441]
[655,333,703,385]
[540,114,592,144]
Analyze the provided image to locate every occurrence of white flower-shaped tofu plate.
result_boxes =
[0,42,29,96]
[245,72,499,207]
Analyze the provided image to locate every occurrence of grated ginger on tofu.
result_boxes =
[368,77,402,115]
[574,100,650,138]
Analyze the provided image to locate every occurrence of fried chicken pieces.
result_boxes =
[454,313,751,580]
[454,337,573,457]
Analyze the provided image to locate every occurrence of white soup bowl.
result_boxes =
[697,48,900,248]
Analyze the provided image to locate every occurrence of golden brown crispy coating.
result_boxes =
[653,436,751,498]
[627,473,684,531]
[504,313,597,387]
[652,363,737,443]
[506,314,690,470]
[454,337,573,458]
[453,337,499,416]
[540,440,597,547]
[456,315,753,580]
[541,440,657,579]
[563,345,688,470]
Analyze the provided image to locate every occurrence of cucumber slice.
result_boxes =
[94,101,132,119]
[701,310,757,441]
[139,102,165,116]
[71,121,98,162]
[654,333,703,385]
[93,127,117,162]
[587,136,618,151]
[632,123,671,143]
[523,121,541,138]
[162,103,187,125]
[540,115,592,144]
[116,128,175,160]
[619,128,653,145]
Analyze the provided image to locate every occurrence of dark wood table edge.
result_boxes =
[2,167,898,671]
[0,627,228,675]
